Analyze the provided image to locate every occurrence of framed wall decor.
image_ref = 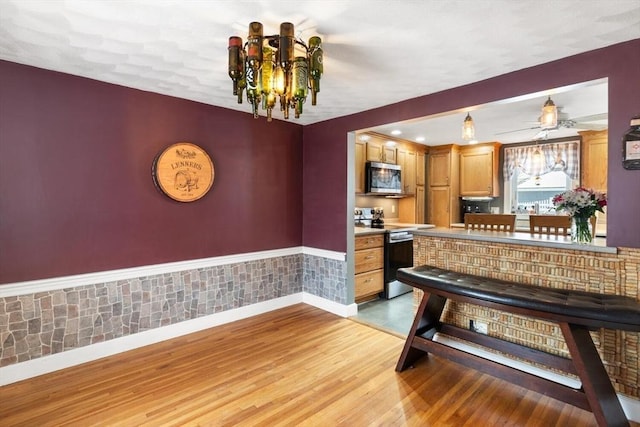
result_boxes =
[152,142,215,202]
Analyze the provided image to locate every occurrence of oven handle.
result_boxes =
[387,235,414,243]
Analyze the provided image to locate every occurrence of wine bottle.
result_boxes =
[291,57,308,118]
[278,23,294,119]
[308,36,323,106]
[228,36,243,96]
[244,23,263,118]
[623,115,640,170]
[246,22,263,71]
[261,46,276,121]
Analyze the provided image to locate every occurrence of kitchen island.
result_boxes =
[410,227,640,403]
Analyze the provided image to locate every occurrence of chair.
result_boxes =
[529,215,597,238]
[529,215,571,236]
[464,214,516,232]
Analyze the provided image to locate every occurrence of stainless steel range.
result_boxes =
[383,228,414,299]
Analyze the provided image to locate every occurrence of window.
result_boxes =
[503,141,580,214]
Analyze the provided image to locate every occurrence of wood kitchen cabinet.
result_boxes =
[580,130,607,192]
[416,151,425,186]
[459,142,501,197]
[427,186,452,227]
[398,145,427,223]
[355,139,366,194]
[428,146,456,187]
[396,146,416,195]
[427,144,460,226]
[366,139,396,164]
[354,234,384,303]
[579,129,608,233]
[415,185,425,222]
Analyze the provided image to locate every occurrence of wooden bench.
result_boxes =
[395,265,640,427]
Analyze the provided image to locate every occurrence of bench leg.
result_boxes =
[396,291,447,371]
[559,322,629,427]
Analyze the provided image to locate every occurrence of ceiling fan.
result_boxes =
[496,109,608,140]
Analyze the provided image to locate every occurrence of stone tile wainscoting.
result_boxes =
[303,254,347,305]
[411,234,640,402]
[0,249,348,372]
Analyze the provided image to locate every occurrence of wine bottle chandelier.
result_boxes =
[228,22,323,121]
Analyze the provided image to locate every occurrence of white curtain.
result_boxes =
[503,140,580,181]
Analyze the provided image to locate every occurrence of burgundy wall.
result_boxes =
[303,39,640,252]
[0,61,303,283]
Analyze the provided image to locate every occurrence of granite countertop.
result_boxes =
[451,222,607,237]
[413,227,615,254]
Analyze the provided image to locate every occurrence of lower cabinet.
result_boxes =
[354,234,384,303]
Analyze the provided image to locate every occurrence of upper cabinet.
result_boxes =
[396,146,416,195]
[428,145,457,187]
[579,130,607,193]
[459,142,501,197]
[366,139,396,164]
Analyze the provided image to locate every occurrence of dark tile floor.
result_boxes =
[351,291,415,336]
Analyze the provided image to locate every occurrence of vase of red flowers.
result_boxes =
[552,187,607,244]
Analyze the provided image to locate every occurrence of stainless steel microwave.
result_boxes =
[365,162,402,194]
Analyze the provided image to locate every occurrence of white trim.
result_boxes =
[1,246,347,297]
[0,247,299,297]
[302,246,346,261]
[620,394,640,423]
[303,292,357,317]
[434,333,580,388]
[433,333,640,422]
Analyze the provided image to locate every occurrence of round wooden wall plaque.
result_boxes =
[152,142,214,202]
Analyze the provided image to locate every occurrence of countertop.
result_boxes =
[413,227,615,254]
[451,222,607,237]
[354,223,436,236]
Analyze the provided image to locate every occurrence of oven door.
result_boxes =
[383,233,414,299]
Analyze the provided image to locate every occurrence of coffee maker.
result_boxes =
[371,207,384,228]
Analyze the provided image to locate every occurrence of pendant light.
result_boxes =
[462,113,476,142]
[540,96,558,129]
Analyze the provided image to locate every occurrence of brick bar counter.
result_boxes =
[410,228,640,402]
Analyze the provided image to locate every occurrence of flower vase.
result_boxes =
[571,216,593,244]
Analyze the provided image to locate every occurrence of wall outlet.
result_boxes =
[469,320,488,334]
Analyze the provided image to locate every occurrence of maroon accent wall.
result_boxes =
[0,61,303,283]
[303,39,640,252]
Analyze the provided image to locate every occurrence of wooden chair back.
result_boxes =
[529,215,597,238]
[529,215,571,236]
[464,214,516,232]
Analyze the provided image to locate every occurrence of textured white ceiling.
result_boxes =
[0,0,639,143]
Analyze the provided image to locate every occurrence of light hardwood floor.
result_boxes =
[1,304,635,426]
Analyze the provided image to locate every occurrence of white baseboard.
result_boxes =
[0,293,357,386]
[433,333,640,422]
[303,292,358,317]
